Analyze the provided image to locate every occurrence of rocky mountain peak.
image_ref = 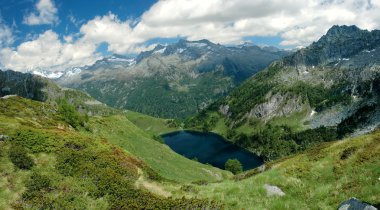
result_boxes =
[325,25,361,38]
[284,25,380,66]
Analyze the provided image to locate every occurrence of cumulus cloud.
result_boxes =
[0,30,100,72]
[79,13,144,54]
[3,0,380,72]
[133,0,380,47]
[77,0,380,53]
[23,0,59,25]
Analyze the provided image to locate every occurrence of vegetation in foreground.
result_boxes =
[0,96,222,209]
[175,130,380,209]
[225,159,243,174]
[0,95,379,210]
[87,114,230,183]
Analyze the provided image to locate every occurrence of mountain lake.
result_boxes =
[162,130,263,170]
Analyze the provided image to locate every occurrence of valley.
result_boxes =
[56,40,289,119]
[1,22,380,210]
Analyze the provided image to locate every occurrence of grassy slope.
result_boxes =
[87,115,230,183]
[1,96,378,209]
[189,131,380,209]
[0,97,124,209]
[124,110,178,135]
[0,97,223,209]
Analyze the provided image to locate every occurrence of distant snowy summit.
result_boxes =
[28,54,136,80]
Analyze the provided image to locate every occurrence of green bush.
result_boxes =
[9,145,35,170]
[0,145,3,157]
[152,135,164,143]
[26,172,52,192]
[12,129,57,153]
[58,100,88,129]
[340,147,357,160]
[225,159,243,174]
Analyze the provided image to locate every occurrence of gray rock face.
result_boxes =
[0,70,47,101]
[285,25,380,67]
[248,93,306,120]
[199,25,380,137]
[219,105,230,117]
[338,198,377,210]
[264,184,285,197]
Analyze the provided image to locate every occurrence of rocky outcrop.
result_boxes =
[0,70,47,101]
[219,105,230,117]
[338,198,377,210]
[248,93,306,120]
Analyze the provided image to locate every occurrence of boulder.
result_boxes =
[264,184,285,197]
[338,198,377,210]
[0,134,9,141]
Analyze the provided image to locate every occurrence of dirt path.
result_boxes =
[135,168,172,197]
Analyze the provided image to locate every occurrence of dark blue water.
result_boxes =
[162,130,263,170]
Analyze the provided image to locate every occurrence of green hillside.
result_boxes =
[190,131,380,209]
[0,96,222,209]
[185,26,380,162]
[87,115,229,183]
[124,110,180,135]
[137,129,379,209]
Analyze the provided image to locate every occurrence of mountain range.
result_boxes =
[186,25,380,160]
[55,39,289,119]
[0,25,379,209]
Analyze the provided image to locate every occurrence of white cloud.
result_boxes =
[23,0,59,25]
[0,21,13,48]
[2,0,380,72]
[79,13,144,54]
[0,30,100,72]
[133,0,380,48]
[76,0,380,53]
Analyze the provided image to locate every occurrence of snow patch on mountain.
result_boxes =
[32,70,63,79]
[153,46,166,54]
[65,68,82,77]
[176,48,185,53]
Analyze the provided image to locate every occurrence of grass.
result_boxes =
[188,130,380,209]
[1,96,378,209]
[124,110,178,135]
[87,115,230,183]
[0,96,224,209]
[269,109,310,131]
[0,144,30,209]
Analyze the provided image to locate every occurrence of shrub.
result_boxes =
[152,135,164,143]
[340,147,357,160]
[26,172,52,192]
[57,100,87,129]
[225,159,243,174]
[9,145,35,170]
[12,130,57,153]
[192,180,209,185]
[0,144,4,157]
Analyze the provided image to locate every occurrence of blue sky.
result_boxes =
[0,0,379,72]
[0,0,158,47]
[0,0,285,53]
